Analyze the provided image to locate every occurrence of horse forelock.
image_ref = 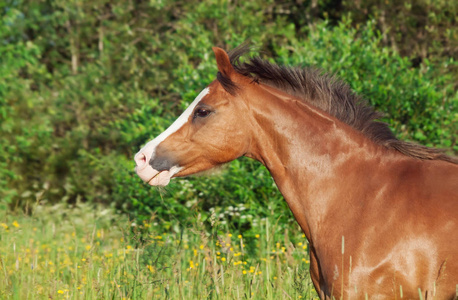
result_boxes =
[215,45,457,164]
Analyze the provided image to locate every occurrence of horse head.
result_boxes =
[134,48,253,186]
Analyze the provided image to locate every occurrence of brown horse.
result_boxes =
[134,45,458,299]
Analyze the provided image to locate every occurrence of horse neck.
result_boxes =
[244,84,391,242]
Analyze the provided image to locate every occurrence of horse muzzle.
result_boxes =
[134,152,181,186]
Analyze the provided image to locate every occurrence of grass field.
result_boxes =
[0,202,317,299]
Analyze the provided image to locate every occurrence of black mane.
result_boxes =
[216,45,456,164]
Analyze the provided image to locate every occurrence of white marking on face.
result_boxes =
[136,87,210,165]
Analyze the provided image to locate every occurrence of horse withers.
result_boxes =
[134,45,458,299]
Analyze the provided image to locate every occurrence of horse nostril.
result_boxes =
[150,156,174,172]
[135,153,147,167]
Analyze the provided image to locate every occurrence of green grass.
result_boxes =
[0,202,317,299]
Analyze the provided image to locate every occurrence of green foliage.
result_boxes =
[0,0,456,236]
[271,0,457,73]
[341,0,457,66]
[0,6,45,206]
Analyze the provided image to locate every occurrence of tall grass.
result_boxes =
[0,202,317,299]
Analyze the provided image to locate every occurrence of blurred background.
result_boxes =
[0,1,457,297]
[1,0,456,225]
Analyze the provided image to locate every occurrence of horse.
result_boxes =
[134,45,458,299]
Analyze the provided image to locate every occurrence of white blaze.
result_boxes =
[136,87,210,164]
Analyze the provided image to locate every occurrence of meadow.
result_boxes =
[0,202,317,299]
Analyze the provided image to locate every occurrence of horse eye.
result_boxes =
[194,108,211,119]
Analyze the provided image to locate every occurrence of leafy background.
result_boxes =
[1,0,457,236]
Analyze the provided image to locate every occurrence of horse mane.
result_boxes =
[217,45,457,164]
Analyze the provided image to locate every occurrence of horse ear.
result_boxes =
[212,47,234,77]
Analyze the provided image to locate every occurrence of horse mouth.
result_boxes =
[147,171,170,187]
[147,172,162,185]
[145,166,182,187]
